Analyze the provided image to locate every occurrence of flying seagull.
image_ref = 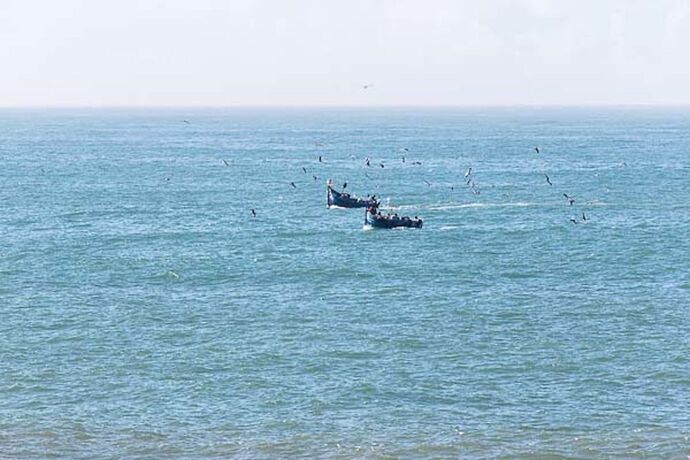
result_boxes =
[570,218,578,224]
[423,179,432,187]
[464,167,472,178]
[318,156,323,163]
[563,193,575,206]
[302,167,307,173]
[534,146,540,154]
[342,182,347,190]
[251,209,256,217]
[222,159,230,166]
[545,174,552,186]
[290,182,297,188]
[582,212,587,222]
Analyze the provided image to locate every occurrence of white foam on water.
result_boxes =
[392,202,539,211]
[584,200,609,206]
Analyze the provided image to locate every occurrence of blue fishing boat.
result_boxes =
[327,185,376,208]
[364,207,423,229]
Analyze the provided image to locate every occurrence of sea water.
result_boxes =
[1,107,689,458]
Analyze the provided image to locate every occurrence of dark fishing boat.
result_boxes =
[364,207,423,229]
[327,185,376,209]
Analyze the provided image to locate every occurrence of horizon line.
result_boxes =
[2,103,690,110]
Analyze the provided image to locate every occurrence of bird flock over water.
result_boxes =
[183,119,596,226]
[533,146,590,224]
[253,145,592,226]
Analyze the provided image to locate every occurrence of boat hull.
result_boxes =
[327,186,375,208]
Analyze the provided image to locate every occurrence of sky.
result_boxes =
[1,0,690,106]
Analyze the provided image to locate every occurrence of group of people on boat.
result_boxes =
[366,202,423,228]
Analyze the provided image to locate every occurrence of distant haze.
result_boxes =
[2,0,690,106]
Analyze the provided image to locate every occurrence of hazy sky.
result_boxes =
[2,0,690,106]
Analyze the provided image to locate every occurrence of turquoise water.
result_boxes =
[1,107,689,458]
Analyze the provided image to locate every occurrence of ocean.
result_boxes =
[1,107,689,458]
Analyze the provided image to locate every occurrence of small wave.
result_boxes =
[584,200,609,206]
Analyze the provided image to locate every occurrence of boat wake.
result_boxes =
[387,202,540,211]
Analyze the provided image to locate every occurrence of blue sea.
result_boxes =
[1,107,689,458]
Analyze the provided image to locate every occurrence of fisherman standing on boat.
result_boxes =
[367,200,379,217]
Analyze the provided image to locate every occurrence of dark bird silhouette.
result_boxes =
[302,167,307,173]
[342,182,347,190]
[251,209,256,217]
[423,179,431,187]
[313,175,318,181]
[534,146,540,154]
[545,174,552,186]
[563,193,575,206]
[379,163,385,168]
[318,156,323,163]
[222,159,230,166]
[464,167,472,178]
[582,212,587,222]
[290,182,297,188]
[570,218,578,224]
[402,156,406,163]
[183,120,190,124]
[365,158,371,167]
[412,161,422,165]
